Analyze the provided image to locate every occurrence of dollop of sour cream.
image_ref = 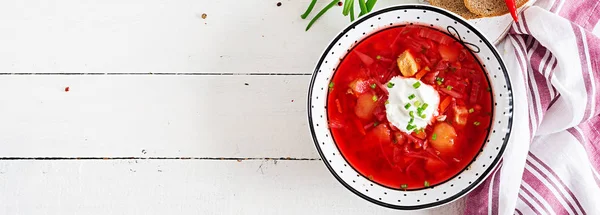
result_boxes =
[385,76,440,133]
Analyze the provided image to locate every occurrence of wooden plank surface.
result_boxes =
[0,160,465,214]
[0,75,316,158]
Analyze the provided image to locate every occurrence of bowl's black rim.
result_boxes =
[306,4,513,210]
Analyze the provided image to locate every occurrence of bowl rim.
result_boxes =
[307,4,513,210]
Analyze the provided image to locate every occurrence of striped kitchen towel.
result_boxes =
[465,0,600,214]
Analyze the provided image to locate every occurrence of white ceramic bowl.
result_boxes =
[307,4,514,210]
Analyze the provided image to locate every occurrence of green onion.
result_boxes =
[431,134,437,141]
[419,114,426,119]
[406,124,416,131]
[424,181,430,187]
[372,95,378,102]
[370,83,376,89]
[401,184,408,189]
[469,108,475,113]
[376,55,382,60]
[446,85,453,91]
[408,94,415,100]
[421,103,429,110]
[349,1,355,21]
[413,81,421,89]
[329,82,334,90]
[415,128,421,134]
[409,118,414,124]
[305,0,340,31]
[385,100,390,105]
[436,77,444,82]
[437,80,442,85]
[373,121,379,126]
[474,121,481,126]
[342,0,353,16]
[404,103,411,109]
[357,0,367,17]
[365,0,377,12]
[414,100,421,107]
[300,0,319,19]
[387,82,395,88]
[409,111,414,118]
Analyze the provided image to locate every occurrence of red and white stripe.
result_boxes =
[465,0,600,214]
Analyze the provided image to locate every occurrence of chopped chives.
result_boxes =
[387,82,395,88]
[431,133,437,141]
[435,77,444,82]
[413,81,421,89]
[376,55,382,60]
[329,82,334,89]
[469,108,475,113]
[372,95,378,102]
[370,83,376,89]
[401,184,408,189]
[419,114,426,119]
[474,121,481,126]
[409,118,414,124]
[421,103,429,110]
[446,85,453,90]
[415,128,421,134]
[385,100,390,105]
[404,103,411,109]
[414,100,421,107]
[424,181,430,187]
[409,111,414,118]
[408,94,415,100]
[406,124,416,131]
[437,80,442,85]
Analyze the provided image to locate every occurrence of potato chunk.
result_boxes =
[397,50,419,77]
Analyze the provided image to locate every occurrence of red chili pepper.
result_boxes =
[505,0,518,22]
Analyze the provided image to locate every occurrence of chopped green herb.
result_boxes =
[409,111,414,118]
[385,100,390,105]
[419,114,426,119]
[469,108,475,113]
[413,81,421,89]
[401,184,408,189]
[408,94,415,100]
[414,100,421,107]
[409,118,414,124]
[446,85,453,91]
[415,128,421,134]
[370,83,376,89]
[387,82,395,88]
[421,103,429,110]
[474,121,481,126]
[406,124,416,131]
[436,77,444,82]
[404,103,411,109]
[424,181,430,187]
[431,134,437,141]
[376,55,382,60]
[487,87,492,92]
[437,80,442,85]
[372,95,378,102]
[373,121,379,126]
[329,82,334,90]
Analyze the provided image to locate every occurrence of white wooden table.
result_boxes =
[0,0,465,214]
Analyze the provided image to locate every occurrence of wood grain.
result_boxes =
[0,75,316,158]
[0,160,465,214]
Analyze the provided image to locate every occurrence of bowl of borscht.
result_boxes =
[307,4,513,210]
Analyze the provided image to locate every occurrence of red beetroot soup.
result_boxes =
[327,25,492,190]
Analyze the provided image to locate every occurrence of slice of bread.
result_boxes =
[464,0,529,17]
[429,0,482,19]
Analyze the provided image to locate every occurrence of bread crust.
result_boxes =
[463,0,529,17]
